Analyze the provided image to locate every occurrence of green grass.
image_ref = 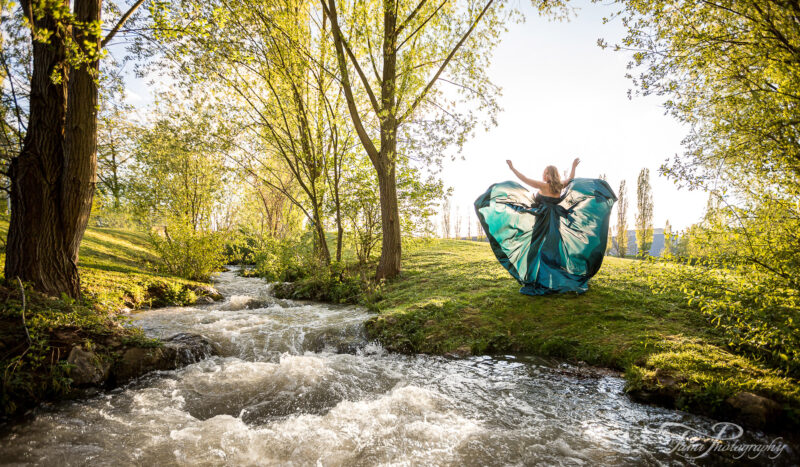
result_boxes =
[0,220,207,309]
[365,239,800,426]
[0,218,214,415]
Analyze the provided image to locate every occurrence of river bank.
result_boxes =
[361,239,800,431]
[0,222,223,416]
[3,268,795,465]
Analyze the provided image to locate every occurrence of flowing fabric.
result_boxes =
[474,178,617,296]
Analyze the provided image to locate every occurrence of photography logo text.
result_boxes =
[656,422,787,460]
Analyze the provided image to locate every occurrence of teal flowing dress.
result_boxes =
[474,178,617,296]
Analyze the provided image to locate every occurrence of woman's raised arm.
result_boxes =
[506,160,546,190]
[563,157,580,184]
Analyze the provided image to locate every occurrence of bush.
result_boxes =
[145,281,198,307]
[149,222,225,281]
[244,237,315,282]
[222,228,264,265]
[639,257,800,377]
[272,261,376,305]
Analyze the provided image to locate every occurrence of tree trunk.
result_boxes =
[4,0,100,298]
[375,156,401,280]
[312,203,331,265]
[375,0,401,280]
[335,199,343,262]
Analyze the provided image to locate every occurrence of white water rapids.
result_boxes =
[0,269,795,466]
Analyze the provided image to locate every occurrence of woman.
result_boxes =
[474,158,616,296]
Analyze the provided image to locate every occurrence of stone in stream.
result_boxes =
[192,285,224,301]
[111,333,220,384]
[194,295,216,305]
[66,347,111,386]
[725,392,783,428]
[68,333,219,389]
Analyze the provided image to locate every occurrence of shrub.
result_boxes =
[272,261,377,305]
[639,257,800,377]
[246,237,315,282]
[149,222,225,281]
[146,281,197,307]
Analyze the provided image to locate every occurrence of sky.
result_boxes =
[440,0,708,232]
[118,0,708,232]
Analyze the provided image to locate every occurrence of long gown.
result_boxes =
[474,178,617,296]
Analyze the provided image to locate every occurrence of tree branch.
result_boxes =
[320,0,380,164]
[101,0,146,48]
[399,0,494,123]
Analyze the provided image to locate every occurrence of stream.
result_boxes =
[0,269,796,466]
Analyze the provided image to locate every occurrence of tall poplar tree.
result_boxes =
[635,167,654,256]
[615,180,628,257]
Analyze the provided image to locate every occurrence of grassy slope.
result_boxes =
[0,220,205,309]
[366,239,800,423]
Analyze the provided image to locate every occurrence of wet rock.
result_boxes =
[112,333,219,384]
[305,329,367,354]
[164,333,219,364]
[626,369,683,408]
[67,347,110,386]
[193,285,224,301]
[194,295,216,305]
[445,345,473,358]
[725,392,782,428]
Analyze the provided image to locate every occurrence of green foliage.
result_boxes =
[144,280,198,307]
[127,101,230,230]
[613,0,800,382]
[244,236,316,283]
[149,222,226,282]
[614,180,628,256]
[641,226,800,377]
[634,168,653,256]
[273,261,378,305]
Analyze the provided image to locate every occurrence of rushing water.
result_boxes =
[0,270,796,466]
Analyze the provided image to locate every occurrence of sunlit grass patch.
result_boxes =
[0,220,207,310]
[364,239,800,427]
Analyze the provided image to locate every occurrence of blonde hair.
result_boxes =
[544,165,563,195]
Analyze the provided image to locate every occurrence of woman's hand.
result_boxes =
[572,157,581,168]
[506,160,514,170]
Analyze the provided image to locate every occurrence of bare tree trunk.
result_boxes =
[375,156,401,281]
[334,197,343,262]
[5,0,100,298]
[312,202,331,264]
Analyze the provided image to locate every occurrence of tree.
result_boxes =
[662,219,672,257]
[3,0,145,298]
[96,76,137,214]
[127,101,229,232]
[614,0,800,372]
[615,180,628,257]
[148,0,367,266]
[0,1,30,206]
[599,173,612,254]
[320,0,549,279]
[454,206,462,238]
[635,167,654,256]
[611,0,800,281]
[126,100,230,280]
[441,198,451,239]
